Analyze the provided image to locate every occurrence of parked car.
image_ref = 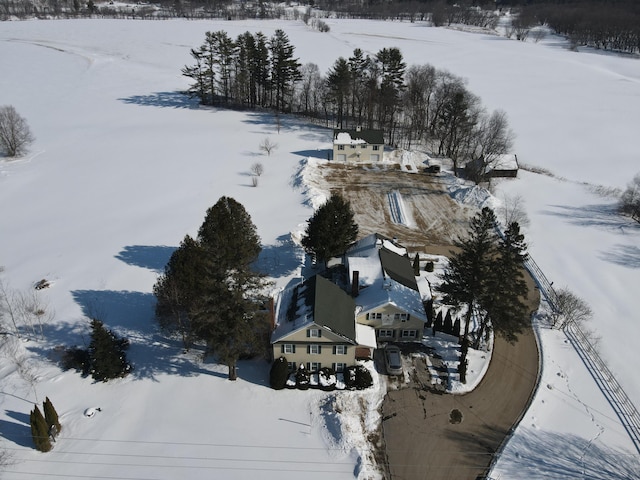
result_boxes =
[384,345,403,376]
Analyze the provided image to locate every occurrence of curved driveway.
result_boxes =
[382,249,541,480]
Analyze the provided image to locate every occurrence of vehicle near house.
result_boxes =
[270,233,431,377]
[384,345,403,376]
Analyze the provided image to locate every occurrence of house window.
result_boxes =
[282,344,295,354]
[372,145,380,151]
[378,329,394,339]
[338,145,345,150]
[309,344,321,355]
[333,363,347,373]
[394,313,410,322]
[366,312,382,320]
[308,362,321,371]
[308,328,321,338]
[401,330,417,339]
[287,362,297,371]
[334,345,347,355]
[351,145,357,149]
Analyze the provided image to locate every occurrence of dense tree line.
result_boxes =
[512,1,640,53]
[183,30,513,177]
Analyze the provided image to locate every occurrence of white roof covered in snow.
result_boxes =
[347,234,427,321]
[486,153,518,172]
[334,132,367,145]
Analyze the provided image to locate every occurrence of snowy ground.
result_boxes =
[1,17,640,479]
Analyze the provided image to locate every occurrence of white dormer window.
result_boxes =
[308,328,321,338]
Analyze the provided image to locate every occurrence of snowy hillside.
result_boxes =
[1,18,640,479]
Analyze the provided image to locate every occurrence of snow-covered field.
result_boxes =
[1,17,640,479]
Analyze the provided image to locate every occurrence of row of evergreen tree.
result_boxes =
[438,208,530,382]
[183,30,514,177]
[29,397,61,452]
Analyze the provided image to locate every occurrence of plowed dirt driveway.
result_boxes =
[318,162,540,480]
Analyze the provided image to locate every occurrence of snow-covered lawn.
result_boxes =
[1,17,640,479]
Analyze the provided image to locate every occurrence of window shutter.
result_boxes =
[333,346,336,354]
[307,345,310,354]
[281,344,285,354]
[332,363,336,371]
[307,330,310,337]
[318,345,322,354]
[292,345,296,353]
[318,330,322,337]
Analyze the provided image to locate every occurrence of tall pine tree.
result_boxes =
[479,221,529,345]
[301,192,359,267]
[438,207,497,381]
[192,197,269,380]
[153,235,204,351]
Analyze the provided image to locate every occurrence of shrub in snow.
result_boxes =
[29,405,52,452]
[295,365,310,390]
[425,261,434,272]
[453,318,461,339]
[318,367,337,391]
[444,310,453,336]
[88,319,132,382]
[344,365,373,390]
[434,310,443,333]
[43,397,61,435]
[270,356,289,390]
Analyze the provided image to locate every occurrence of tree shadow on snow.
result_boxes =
[255,234,304,279]
[242,111,331,141]
[115,245,175,273]
[495,428,640,479]
[0,411,32,448]
[68,289,214,382]
[117,91,199,109]
[60,289,272,386]
[599,243,640,269]
[540,203,628,232]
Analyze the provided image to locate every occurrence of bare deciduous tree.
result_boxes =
[250,162,264,177]
[552,288,593,329]
[0,279,54,339]
[498,193,530,229]
[619,172,640,223]
[0,105,35,157]
[259,138,278,156]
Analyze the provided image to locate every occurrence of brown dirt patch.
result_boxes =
[317,163,478,251]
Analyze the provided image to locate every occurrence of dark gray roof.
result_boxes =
[333,128,384,145]
[303,275,356,342]
[379,248,419,291]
